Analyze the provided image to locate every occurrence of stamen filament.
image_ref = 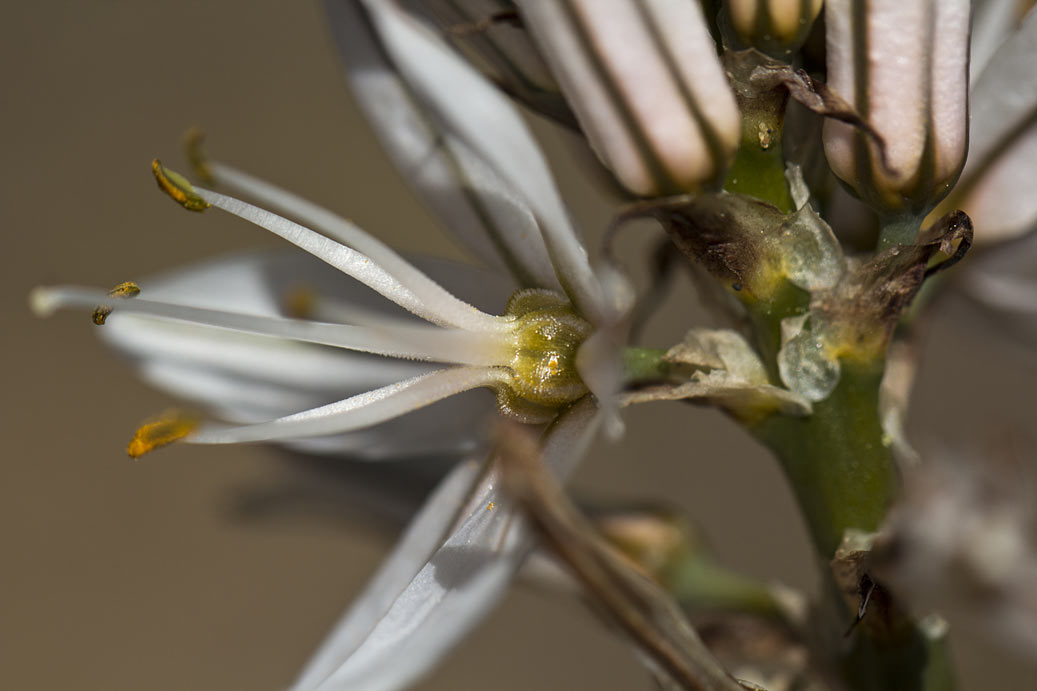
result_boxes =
[189,366,510,443]
[282,285,419,327]
[190,181,512,333]
[31,286,514,366]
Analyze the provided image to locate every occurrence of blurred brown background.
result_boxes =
[3,2,1036,689]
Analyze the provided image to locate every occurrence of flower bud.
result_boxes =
[515,0,741,197]
[822,0,970,215]
[723,0,823,56]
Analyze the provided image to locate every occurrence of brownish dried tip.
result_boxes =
[182,127,214,185]
[127,412,197,458]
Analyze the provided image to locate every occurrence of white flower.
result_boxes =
[943,4,1037,344]
[954,3,1037,244]
[33,1,631,689]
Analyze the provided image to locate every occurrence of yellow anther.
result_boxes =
[91,306,113,325]
[108,281,141,299]
[91,281,141,325]
[182,127,214,185]
[282,285,316,319]
[152,158,209,212]
[127,411,197,458]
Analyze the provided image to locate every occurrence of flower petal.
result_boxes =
[970,0,1025,83]
[291,396,601,691]
[403,1,576,126]
[348,0,606,322]
[958,121,1037,243]
[290,456,484,691]
[98,250,508,459]
[323,0,562,292]
[967,7,1037,177]
[958,8,1037,242]
[959,226,1037,349]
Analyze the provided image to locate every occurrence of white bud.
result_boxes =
[515,0,741,197]
[724,0,823,56]
[823,0,970,215]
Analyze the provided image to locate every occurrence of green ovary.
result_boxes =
[497,289,592,422]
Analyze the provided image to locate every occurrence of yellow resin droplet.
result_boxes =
[92,281,141,325]
[152,159,209,212]
[127,412,197,458]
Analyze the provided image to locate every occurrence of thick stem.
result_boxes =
[751,358,896,556]
[750,358,954,691]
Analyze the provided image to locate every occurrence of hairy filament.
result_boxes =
[32,286,513,366]
[188,367,510,443]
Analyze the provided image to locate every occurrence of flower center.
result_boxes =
[498,289,592,422]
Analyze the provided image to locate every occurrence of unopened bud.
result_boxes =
[823,0,970,215]
[516,0,740,197]
[723,0,822,56]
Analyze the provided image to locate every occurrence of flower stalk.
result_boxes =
[722,49,796,213]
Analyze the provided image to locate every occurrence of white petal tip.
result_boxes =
[604,414,625,442]
[29,287,60,318]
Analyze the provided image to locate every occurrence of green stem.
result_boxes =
[750,358,896,556]
[664,551,786,621]
[742,281,810,384]
[750,359,955,691]
[721,49,795,213]
[840,620,957,691]
[877,214,923,250]
[621,347,670,383]
[725,131,794,213]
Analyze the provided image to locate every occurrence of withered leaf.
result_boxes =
[498,423,750,691]
[816,210,973,347]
